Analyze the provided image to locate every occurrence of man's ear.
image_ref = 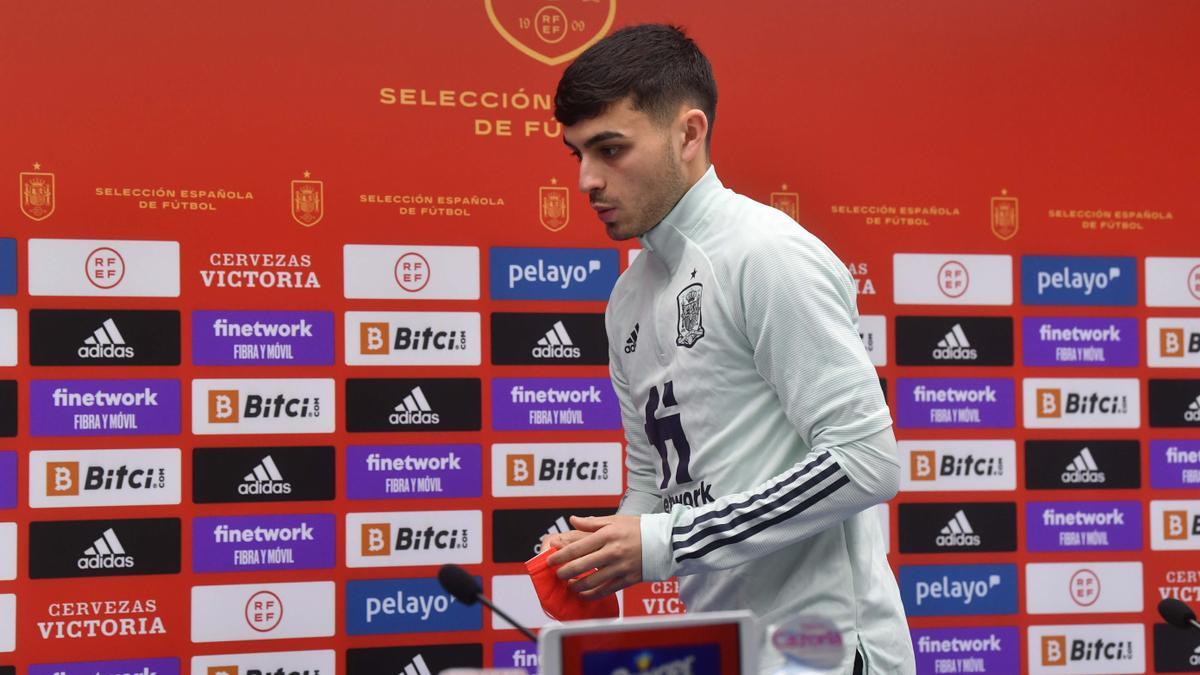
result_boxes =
[679,107,709,163]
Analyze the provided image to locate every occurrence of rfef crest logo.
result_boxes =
[484,0,616,66]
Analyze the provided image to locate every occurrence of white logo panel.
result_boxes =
[0,523,15,581]
[1025,562,1143,614]
[192,379,335,435]
[29,448,181,508]
[491,443,623,497]
[1152,500,1200,550]
[1146,257,1200,307]
[490,574,625,630]
[28,239,180,297]
[1148,318,1200,367]
[346,510,482,568]
[1022,378,1141,429]
[893,253,1013,305]
[344,311,481,365]
[0,310,15,366]
[1027,623,1144,674]
[191,649,336,675]
[899,440,1016,492]
[190,581,334,643]
[858,314,887,366]
[0,594,13,652]
[343,244,479,299]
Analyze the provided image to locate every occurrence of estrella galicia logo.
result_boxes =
[346,444,482,500]
[895,316,1013,366]
[345,378,481,432]
[346,577,481,635]
[489,247,618,300]
[1020,255,1136,306]
[1149,379,1200,427]
[346,644,483,674]
[490,312,608,365]
[192,310,334,366]
[899,564,1017,616]
[0,451,15,508]
[1024,440,1140,490]
[896,378,1014,429]
[28,517,180,579]
[898,502,1016,553]
[29,379,180,437]
[29,310,181,366]
[191,445,335,503]
[28,658,179,675]
[0,381,16,437]
[1022,317,1138,367]
[912,627,1019,674]
[491,508,611,563]
[1026,500,1142,552]
[0,238,15,295]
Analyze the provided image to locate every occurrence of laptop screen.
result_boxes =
[561,621,743,674]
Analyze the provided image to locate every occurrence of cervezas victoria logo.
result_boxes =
[485,0,616,66]
[200,251,320,289]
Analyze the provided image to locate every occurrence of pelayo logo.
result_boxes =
[899,564,1018,616]
[0,238,15,296]
[30,379,180,437]
[346,577,481,635]
[1020,255,1136,306]
[29,310,181,366]
[489,247,618,300]
[28,518,180,578]
[29,448,182,508]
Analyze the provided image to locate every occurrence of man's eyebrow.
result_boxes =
[563,131,627,152]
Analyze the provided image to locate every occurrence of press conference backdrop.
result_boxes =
[0,2,1197,674]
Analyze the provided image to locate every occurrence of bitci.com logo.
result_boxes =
[492,442,622,497]
[29,448,181,508]
[192,379,334,435]
[1149,318,1200,367]
[1152,500,1200,550]
[190,650,334,675]
[1028,624,1144,674]
[1023,378,1140,429]
[899,440,1016,492]
[345,311,480,366]
[346,510,482,568]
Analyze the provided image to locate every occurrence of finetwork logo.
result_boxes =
[1026,501,1142,552]
[1023,317,1137,367]
[346,510,482,568]
[489,247,619,300]
[346,444,482,500]
[896,378,1015,429]
[912,627,1019,675]
[29,657,181,675]
[900,440,1016,492]
[1028,624,1144,674]
[30,448,181,508]
[192,379,334,435]
[31,379,181,437]
[193,513,336,573]
[492,377,620,431]
[1021,256,1136,306]
[1151,440,1200,489]
[1023,378,1140,429]
[492,443,622,497]
[899,564,1018,616]
[193,310,334,366]
[29,518,181,579]
[346,311,480,366]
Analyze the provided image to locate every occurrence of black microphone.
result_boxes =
[438,564,537,642]
[1158,597,1200,631]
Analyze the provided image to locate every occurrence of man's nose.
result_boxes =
[578,158,604,194]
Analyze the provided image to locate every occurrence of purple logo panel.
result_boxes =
[1151,440,1200,489]
[1022,317,1138,367]
[30,659,179,675]
[912,627,1019,675]
[896,378,1015,429]
[192,310,333,365]
[0,451,14,508]
[30,379,180,437]
[346,444,482,500]
[491,378,620,431]
[494,641,541,673]
[1026,501,1142,552]
[192,513,335,572]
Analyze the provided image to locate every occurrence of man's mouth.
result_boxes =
[592,204,617,224]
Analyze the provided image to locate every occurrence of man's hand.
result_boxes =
[542,515,642,599]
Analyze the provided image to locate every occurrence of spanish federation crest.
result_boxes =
[539,180,569,231]
[20,163,55,221]
[676,282,705,348]
[291,172,324,227]
[485,0,617,66]
[990,189,1018,240]
[770,184,799,222]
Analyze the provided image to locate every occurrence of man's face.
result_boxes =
[563,98,688,241]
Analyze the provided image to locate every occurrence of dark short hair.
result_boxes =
[555,24,717,145]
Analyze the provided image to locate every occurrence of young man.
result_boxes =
[543,24,915,673]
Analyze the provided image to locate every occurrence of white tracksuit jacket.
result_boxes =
[608,166,915,674]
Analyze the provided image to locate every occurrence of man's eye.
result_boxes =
[601,146,623,158]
